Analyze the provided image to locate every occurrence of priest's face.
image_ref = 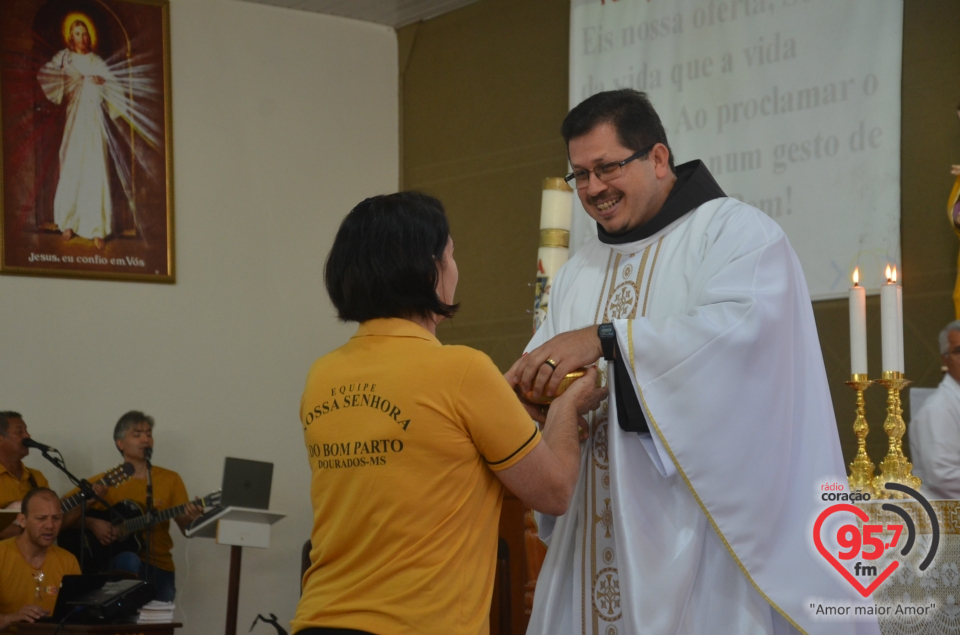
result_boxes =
[567,122,674,235]
[944,330,960,383]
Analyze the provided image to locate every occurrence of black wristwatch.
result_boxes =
[597,322,616,361]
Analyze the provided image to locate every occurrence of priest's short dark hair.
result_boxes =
[325,191,460,323]
[562,88,675,172]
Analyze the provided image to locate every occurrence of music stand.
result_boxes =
[185,458,284,635]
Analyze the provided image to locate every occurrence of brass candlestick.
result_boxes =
[845,374,876,496]
[872,371,922,499]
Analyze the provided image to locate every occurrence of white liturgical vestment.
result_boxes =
[909,374,960,500]
[525,162,879,635]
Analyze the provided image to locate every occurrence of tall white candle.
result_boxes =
[880,265,902,373]
[894,266,904,373]
[849,268,867,375]
[539,178,573,230]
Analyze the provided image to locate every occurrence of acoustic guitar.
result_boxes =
[1,462,134,515]
[62,490,221,573]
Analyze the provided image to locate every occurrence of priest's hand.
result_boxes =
[506,326,603,399]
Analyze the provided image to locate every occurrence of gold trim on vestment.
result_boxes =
[593,250,615,323]
[641,237,665,317]
[626,324,807,635]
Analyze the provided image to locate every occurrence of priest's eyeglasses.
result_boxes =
[564,143,656,189]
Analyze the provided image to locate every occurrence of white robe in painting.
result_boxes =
[525,195,880,635]
[909,374,960,500]
[38,49,121,240]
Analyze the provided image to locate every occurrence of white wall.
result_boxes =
[0,0,398,632]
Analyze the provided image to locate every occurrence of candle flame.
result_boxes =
[892,265,898,284]
[885,264,892,282]
[852,267,859,286]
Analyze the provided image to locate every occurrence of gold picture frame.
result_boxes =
[0,0,174,282]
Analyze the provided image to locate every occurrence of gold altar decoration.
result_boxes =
[871,371,922,499]
[846,374,876,497]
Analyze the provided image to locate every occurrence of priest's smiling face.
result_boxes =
[567,122,675,235]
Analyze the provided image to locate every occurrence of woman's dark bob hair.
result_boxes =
[325,191,460,323]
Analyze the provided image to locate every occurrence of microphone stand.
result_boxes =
[34,446,120,572]
[144,448,154,585]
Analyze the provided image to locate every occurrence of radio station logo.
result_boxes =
[813,482,940,598]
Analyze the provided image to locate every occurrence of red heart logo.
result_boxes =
[813,504,899,597]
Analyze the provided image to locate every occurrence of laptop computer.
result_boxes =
[220,457,273,510]
[43,574,154,623]
[188,457,273,531]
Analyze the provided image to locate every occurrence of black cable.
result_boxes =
[144,449,154,586]
[53,605,84,635]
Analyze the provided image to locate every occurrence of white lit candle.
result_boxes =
[880,265,903,373]
[849,268,867,375]
[894,266,904,373]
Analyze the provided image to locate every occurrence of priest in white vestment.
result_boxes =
[38,19,121,249]
[507,90,880,635]
[909,320,960,500]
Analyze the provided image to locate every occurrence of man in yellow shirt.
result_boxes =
[0,487,80,632]
[83,411,201,602]
[0,412,49,540]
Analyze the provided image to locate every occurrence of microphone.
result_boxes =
[144,447,153,461]
[22,438,54,453]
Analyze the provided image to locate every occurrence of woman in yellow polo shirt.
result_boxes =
[293,192,604,635]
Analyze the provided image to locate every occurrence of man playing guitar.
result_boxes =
[81,411,202,602]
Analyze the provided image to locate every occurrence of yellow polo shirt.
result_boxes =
[292,318,541,635]
[0,537,79,632]
[0,464,49,510]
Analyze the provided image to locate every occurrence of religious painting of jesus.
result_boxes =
[0,0,173,282]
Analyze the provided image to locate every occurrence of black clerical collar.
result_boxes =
[597,160,726,245]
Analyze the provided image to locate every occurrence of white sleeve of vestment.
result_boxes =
[911,398,960,499]
[638,424,674,477]
[608,349,676,477]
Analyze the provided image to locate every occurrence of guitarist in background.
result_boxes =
[0,412,50,540]
[82,411,202,602]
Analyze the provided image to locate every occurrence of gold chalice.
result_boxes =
[521,367,600,405]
